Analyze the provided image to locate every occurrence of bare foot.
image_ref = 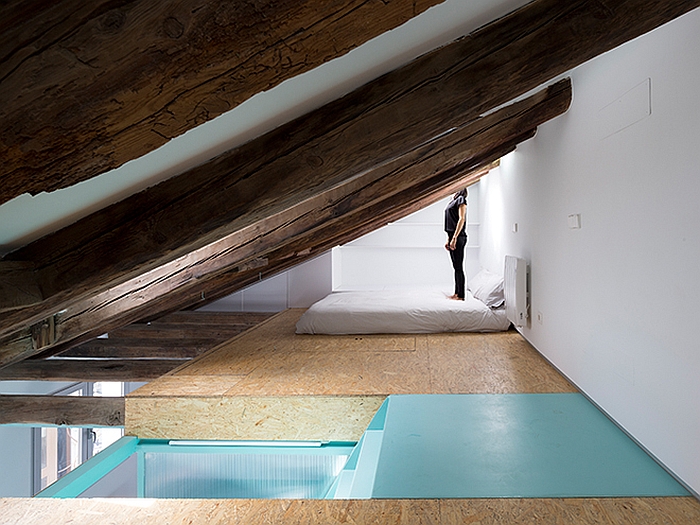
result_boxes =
[448,294,463,300]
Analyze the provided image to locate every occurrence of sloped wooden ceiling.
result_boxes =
[1,0,699,371]
[0,0,445,206]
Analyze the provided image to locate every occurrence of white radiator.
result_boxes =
[504,256,528,327]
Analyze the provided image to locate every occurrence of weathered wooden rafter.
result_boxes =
[174,160,504,314]
[0,310,273,387]
[2,0,698,367]
[0,359,185,382]
[0,261,42,311]
[0,395,124,426]
[2,78,570,364]
[0,0,443,205]
[8,0,697,305]
[57,340,210,360]
[55,311,273,359]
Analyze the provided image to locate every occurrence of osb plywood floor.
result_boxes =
[125,309,577,441]
[132,309,576,397]
[2,496,700,524]
[6,308,699,523]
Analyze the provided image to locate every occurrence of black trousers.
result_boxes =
[447,233,467,299]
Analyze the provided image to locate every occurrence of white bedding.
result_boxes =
[295,289,510,334]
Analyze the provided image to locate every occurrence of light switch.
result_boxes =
[567,214,581,229]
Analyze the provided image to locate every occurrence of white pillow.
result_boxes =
[468,269,505,308]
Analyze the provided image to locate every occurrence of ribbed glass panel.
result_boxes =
[144,452,348,499]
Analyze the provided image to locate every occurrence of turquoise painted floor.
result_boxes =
[367,394,689,498]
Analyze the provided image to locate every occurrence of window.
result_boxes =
[33,382,125,495]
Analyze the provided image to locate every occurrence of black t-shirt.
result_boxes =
[444,194,467,235]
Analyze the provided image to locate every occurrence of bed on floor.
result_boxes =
[296,269,510,334]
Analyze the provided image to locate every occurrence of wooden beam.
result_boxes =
[0,0,443,206]
[21,153,509,360]
[43,137,526,357]
[0,395,124,426]
[45,312,274,359]
[182,159,507,311]
[5,0,696,307]
[146,311,274,326]
[101,327,240,341]
[0,261,42,312]
[109,312,271,340]
[0,359,185,382]
[55,340,211,359]
[1,0,698,366]
[0,78,570,364]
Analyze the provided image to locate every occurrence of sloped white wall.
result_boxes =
[478,9,700,494]
[198,252,333,312]
[333,194,482,291]
[205,193,484,309]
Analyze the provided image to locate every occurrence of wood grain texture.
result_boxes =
[0,395,124,426]
[125,395,385,441]
[131,375,249,397]
[0,261,42,311]
[2,497,699,524]
[438,498,700,524]
[55,311,274,359]
[0,78,569,366]
[426,331,577,394]
[3,0,697,368]
[57,338,219,359]
[125,309,578,440]
[0,0,442,205]
[0,358,185,381]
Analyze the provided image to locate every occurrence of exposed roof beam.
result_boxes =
[53,311,274,359]
[0,359,185,382]
[0,0,443,205]
[0,261,42,311]
[56,340,210,360]
[3,0,698,364]
[8,0,694,300]
[0,395,124,426]
[9,78,570,361]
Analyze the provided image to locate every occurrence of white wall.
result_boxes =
[333,194,482,291]
[478,9,700,494]
[198,252,333,312]
[206,193,484,310]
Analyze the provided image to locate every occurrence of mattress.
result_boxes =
[295,289,510,334]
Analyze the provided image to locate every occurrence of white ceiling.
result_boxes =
[0,0,530,256]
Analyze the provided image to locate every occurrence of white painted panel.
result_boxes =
[197,290,244,312]
[597,78,651,140]
[0,426,33,496]
[477,9,700,494]
[348,223,444,248]
[288,252,333,308]
[336,247,456,291]
[241,273,288,312]
[504,255,528,327]
[332,246,343,291]
[200,254,332,312]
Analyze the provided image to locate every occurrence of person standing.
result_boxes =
[444,188,468,300]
